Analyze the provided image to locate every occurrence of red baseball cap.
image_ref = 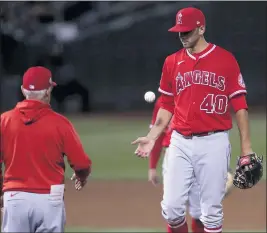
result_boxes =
[22,66,57,91]
[168,7,205,32]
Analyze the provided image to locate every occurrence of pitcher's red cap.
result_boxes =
[168,7,205,32]
[22,66,57,91]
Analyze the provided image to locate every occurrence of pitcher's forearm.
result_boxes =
[147,108,173,141]
[235,109,252,155]
[149,133,165,169]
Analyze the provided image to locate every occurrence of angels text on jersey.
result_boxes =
[175,70,225,95]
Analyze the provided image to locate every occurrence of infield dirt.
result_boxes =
[65,180,266,231]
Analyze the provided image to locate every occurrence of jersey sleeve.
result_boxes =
[62,119,92,181]
[229,94,248,112]
[227,55,247,99]
[158,57,173,96]
[158,57,175,114]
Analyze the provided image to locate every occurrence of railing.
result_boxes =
[76,1,202,40]
[1,1,203,45]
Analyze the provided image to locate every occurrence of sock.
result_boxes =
[167,220,188,233]
[191,218,204,233]
[167,224,172,233]
[204,226,222,233]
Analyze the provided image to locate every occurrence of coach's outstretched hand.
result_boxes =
[71,173,87,191]
[131,136,155,158]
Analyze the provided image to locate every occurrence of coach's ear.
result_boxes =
[45,86,53,102]
[46,86,53,95]
[21,85,26,98]
[198,26,205,36]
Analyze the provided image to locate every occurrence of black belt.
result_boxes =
[178,130,226,138]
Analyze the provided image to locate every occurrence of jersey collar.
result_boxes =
[186,43,216,60]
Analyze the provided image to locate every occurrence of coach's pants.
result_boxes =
[2,191,66,232]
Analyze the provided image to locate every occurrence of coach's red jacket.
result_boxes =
[0,100,92,194]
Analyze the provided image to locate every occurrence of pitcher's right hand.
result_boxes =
[131,137,155,158]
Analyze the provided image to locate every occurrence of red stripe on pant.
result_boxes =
[204,226,222,233]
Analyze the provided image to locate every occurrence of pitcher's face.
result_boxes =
[179,26,205,49]
[179,28,201,49]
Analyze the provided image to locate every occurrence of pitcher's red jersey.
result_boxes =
[159,43,247,135]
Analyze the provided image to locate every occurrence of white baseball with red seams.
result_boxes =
[144,91,156,103]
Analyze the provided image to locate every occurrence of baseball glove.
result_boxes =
[233,153,263,189]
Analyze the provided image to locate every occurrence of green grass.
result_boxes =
[65,113,266,180]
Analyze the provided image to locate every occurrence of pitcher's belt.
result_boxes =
[176,130,226,138]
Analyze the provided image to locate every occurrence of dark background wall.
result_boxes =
[1,1,266,112]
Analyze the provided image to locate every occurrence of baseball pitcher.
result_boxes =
[132,7,262,233]
[148,96,234,233]
[0,66,92,232]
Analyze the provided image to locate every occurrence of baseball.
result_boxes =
[144,91,156,103]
